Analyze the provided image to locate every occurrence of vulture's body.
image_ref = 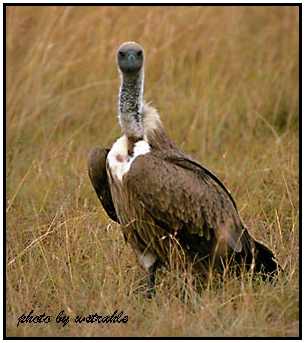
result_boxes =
[88,42,280,295]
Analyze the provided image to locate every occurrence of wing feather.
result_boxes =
[125,152,244,252]
[88,147,119,223]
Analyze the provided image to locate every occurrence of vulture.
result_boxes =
[88,41,280,296]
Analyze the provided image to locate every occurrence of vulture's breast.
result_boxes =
[107,135,150,182]
[106,135,156,249]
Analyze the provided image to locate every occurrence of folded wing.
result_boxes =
[125,152,246,253]
[88,147,119,223]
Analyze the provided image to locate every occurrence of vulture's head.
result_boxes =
[117,41,144,75]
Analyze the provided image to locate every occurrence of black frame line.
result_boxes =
[3,3,301,340]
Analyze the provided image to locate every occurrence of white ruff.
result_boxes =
[107,135,150,182]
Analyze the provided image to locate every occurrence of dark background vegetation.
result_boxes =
[6,5,299,337]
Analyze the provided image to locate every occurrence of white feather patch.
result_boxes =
[137,250,157,271]
[107,135,150,182]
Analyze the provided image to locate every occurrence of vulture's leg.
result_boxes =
[136,249,160,298]
[87,147,119,223]
[146,260,162,298]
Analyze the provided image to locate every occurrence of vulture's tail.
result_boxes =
[253,239,281,277]
[241,229,282,279]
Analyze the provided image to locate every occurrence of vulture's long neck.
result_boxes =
[118,69,144,141]
[118,69,176,152]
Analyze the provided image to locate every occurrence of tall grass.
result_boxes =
[6,6,299,337]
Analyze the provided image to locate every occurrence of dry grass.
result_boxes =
[6,5,299,337]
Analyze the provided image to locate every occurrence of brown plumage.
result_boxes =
[88,148,118,222]
[88,42,280,296]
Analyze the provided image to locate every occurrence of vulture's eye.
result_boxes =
[137,51,143,57]
[119,51,125,58]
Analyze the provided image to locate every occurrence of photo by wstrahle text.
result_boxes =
[17,309,129,328]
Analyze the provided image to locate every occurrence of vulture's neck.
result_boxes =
[118,69,144,140]
[118,70,176,153]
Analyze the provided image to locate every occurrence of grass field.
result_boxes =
[6,5,299,337]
